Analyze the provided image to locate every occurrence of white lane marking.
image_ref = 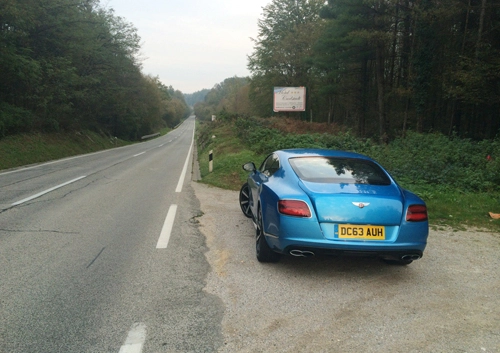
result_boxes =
[133,152,146,157]
[119,323,146,353]
[156,205,177,249]
[175,126,195,193]
[11,176,87,206]
[158,144,164,147]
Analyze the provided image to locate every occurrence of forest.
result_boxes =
[0,0,190,140]
[195,0,500,142]
[2,0,498,143]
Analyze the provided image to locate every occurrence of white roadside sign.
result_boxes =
[273,87,306,112]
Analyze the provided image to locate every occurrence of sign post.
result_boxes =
[209,150,213,173]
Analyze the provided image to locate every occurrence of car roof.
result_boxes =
[275,148,373,161]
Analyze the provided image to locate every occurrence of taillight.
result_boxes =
[406,205,428,222]
[278,200,311,217]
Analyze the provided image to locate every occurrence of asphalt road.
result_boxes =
[0,117,224,352]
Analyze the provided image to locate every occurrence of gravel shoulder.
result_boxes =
[192,181,500,353]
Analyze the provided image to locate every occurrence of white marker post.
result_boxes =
[209,150,213,173]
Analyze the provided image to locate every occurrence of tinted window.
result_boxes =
[289,157,391,185]
[259,154,280,176]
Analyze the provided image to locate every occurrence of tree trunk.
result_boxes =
[376,43,387,143]
[327,96,334,124]
[462,0,471,54]
[403,97,410,138]
[476,0,487,58]
[359,57,368,137]
[389,1,400,90]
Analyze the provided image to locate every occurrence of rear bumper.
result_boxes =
[265,231,426,261]
[267,215,428,259]
[280,244,423,261]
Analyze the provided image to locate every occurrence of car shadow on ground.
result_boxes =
[259,253,419,284]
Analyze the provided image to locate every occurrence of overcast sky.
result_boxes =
[105,0,271,94]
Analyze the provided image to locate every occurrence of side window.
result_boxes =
[259,153,280,177]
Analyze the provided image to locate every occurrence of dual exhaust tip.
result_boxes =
[401,254,421,261]
[290,249,315,257]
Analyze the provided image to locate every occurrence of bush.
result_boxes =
[235,117,372,154]
[369,132,500,192]
[226,117,499,192]
[198,117,500,231]
[0,103,36,137]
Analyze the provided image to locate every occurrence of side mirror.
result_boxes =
[242,162,256,172]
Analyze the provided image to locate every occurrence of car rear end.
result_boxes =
[268,152,429,263]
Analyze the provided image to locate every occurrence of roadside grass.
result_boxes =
[197,122,264,189]
[198,149,264,190]
[196,119,500,233]
[159,126,172,135]
[403,184,500,232]
[0,131,132,170]
[0,127,172,171]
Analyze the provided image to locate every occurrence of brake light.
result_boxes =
[278,200,311,217]
[406,205,428,222]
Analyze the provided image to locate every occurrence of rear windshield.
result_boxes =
[289,157,391,185]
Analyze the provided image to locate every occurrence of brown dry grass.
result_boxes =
[268,117,342,135]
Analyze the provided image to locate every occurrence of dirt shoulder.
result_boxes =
[192,181,500,353]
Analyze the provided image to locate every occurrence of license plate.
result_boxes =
[337,225,385,240]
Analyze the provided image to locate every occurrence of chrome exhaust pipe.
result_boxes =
[401,254,421,261]
[290,250,315,257]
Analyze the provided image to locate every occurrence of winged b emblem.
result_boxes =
[352,202,370,209]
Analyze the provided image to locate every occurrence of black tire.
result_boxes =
[256,208,280,263]
[239,183,253,218]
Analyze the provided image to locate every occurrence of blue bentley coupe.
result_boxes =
[239,149,429,264]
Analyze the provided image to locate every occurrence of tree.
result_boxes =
[184,89,210,107]
[158,84,190,128]
[194,77,252,120]
[0,0,188,139]
[248,0,325,118]
[315,0,500,140]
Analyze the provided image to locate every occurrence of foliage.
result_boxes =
[369,132,500,193]
[244,0,500,141]
[0,130,131,170]
[196,118,500,231]
[184,89,210,107]
[234,117,368,154]
[0,0,189,140]
[234,117,500,193]
[194,77,253,121]
[0,102,35,136]
[248,0,325,118]
[158,83,191,128]
[196,120,262,189]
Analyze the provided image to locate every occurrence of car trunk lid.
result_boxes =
[299,180,404,225]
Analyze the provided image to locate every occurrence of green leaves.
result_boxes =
[0,0,188,140]
[243,0,500,140]
[193,77,252,121]
[234,117,500,193]
[248,0,325,117]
